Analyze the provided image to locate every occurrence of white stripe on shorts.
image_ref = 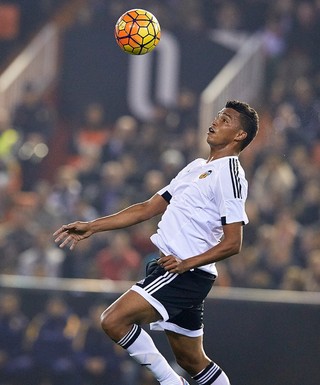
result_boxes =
[143,271,178,295]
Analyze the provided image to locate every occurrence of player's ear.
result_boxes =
[235,130,247,143]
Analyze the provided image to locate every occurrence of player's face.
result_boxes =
[207,108,244,147]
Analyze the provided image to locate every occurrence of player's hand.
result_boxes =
[53,221,93,250]
[157,255,188,274]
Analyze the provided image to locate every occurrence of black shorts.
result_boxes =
[131,260,215,337]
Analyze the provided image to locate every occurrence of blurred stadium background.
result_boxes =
[0,1,319,384]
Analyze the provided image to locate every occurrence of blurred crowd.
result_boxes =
[0,0,67,70]
[0,292,161,385]
[1,1,320,385]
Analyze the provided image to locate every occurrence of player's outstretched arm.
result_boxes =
[53,193,168,250]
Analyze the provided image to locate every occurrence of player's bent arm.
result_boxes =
[159,222,243,273]
[185,222,243,270]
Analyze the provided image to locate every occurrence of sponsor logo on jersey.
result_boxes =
[199,170,212,179]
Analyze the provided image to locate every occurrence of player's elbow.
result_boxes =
[234,243,242,255]
[228,239,242,256]
[236,240,243,254]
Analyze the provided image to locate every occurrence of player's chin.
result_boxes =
[206,135,214,144]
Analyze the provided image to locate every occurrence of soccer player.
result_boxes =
[54,100,259,385]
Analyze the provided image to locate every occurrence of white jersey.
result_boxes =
[150,156,249,276]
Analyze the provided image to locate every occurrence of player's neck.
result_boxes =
[207,149,240,163]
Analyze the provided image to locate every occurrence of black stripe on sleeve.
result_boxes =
[229,160,237,198]
[229,158,242,198]
[234,158,242,198]
[222,217,246,226]
[161,191,172,203]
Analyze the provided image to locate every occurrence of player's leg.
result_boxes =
[166,330,231,385]
[100,289,184,385]
[101,289,159,339]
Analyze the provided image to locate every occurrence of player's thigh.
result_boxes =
[165,330,210,374]
[102,289,161,328]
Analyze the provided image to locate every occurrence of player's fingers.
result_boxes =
[53,224,74,237]
[53,230,69,244]
[162,259,176,270]
[68,241,76,250]
[58,234,75,249]
[69,239,78,250]
[158,255,170,264]
[52,227,65,237]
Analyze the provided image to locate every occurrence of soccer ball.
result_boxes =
[114,9,161,55]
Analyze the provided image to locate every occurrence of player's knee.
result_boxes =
[101,307,135,340]
[175,350,209,374]
[100,308,118,336]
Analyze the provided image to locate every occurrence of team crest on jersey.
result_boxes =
[199,170,212,179]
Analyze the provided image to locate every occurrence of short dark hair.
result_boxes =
[225,100,259,150]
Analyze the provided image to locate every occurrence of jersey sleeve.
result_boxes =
[157,186,172,203]
[156,159,200,203]
[215,159,249,225]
